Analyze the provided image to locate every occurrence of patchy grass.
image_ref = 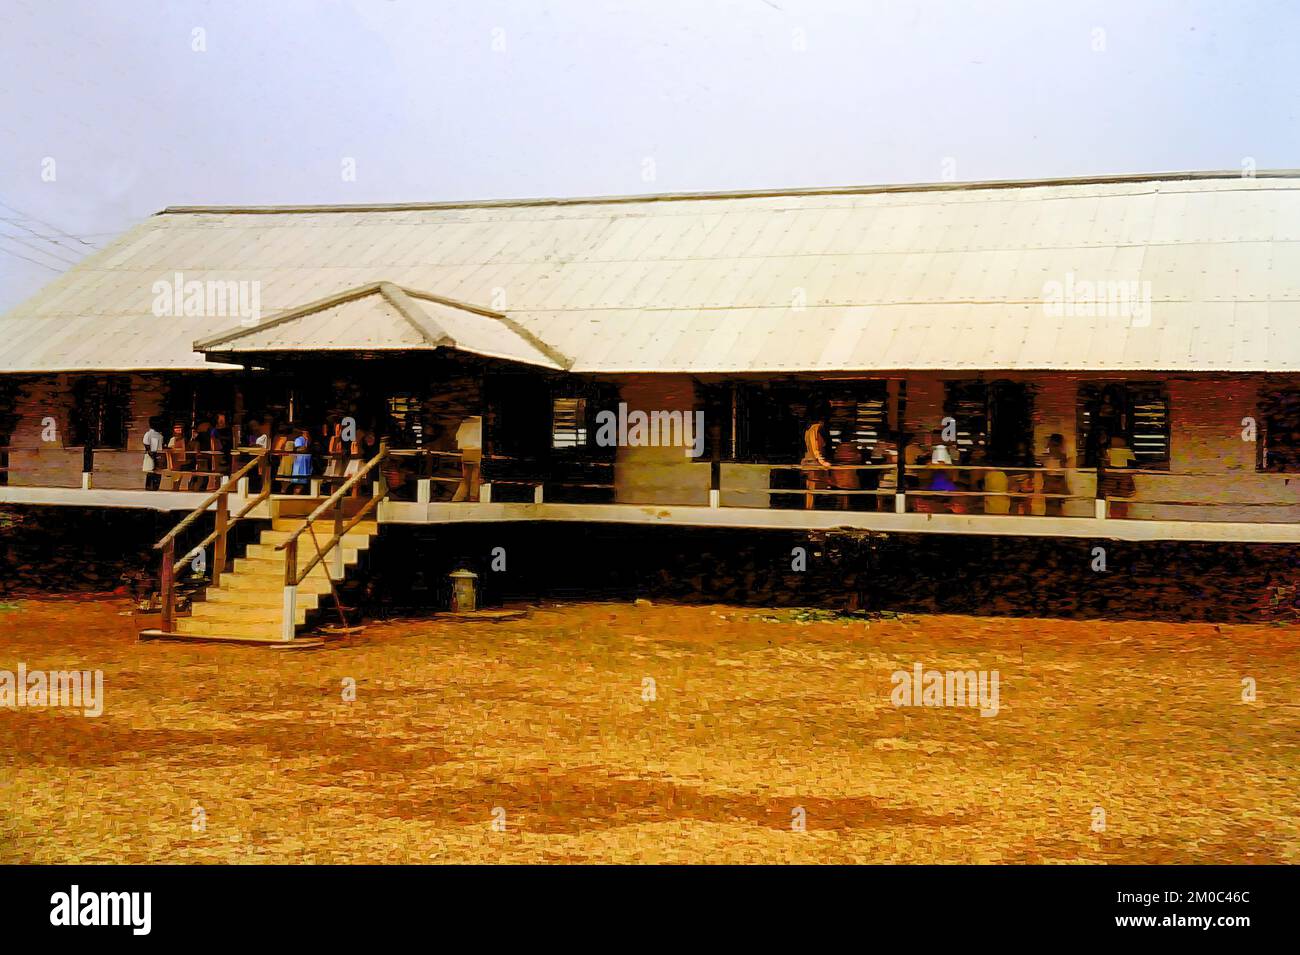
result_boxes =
[0,596,1296,863]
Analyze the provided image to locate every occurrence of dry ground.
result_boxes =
[0,596,1296,863]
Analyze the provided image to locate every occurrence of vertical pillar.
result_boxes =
[895,378,908,513]
[212,493,229,588]
[375,439,389,500]
[730,383,739,459]
[259,448,271,498]
[160,539,175,633]
[232,381,244,449]
[331,495,345,579]
[282,537,298,641]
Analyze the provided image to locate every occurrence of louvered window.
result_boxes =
[1127,382,1171,468]
[0,378,14,487]
[942,381,988,455]
[736,379,889,462]
[1076,381,1170,469]
[68,375,131,449]
[386,393,425,446]
[551,397,588,449]
[1259,388,1300,472]
[828,389,888,451]
[943,380,1035,465]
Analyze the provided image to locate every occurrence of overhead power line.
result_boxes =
[0,198,97,247]
[0,230,80,267]
[0,243,67,272]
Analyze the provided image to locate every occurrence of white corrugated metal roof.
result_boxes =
[199,286,428,351]
[3,171,1300,373]
[196,283,564,370]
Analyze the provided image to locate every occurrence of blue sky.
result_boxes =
[1,0,1296,311]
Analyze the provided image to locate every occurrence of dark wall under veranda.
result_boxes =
[0,505,233,597]
[368,522,1299,624]
[2,506,1297,623]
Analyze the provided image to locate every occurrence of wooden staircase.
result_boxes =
[142,441,393,646]
[174,517,379,641]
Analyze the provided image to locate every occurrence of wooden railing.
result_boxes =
[479,454,615,503]
[272,440,390,638]
[718,460,1300,521]
[153,450,271,632]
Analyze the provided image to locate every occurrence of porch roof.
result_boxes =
[194,282,566,370]
[3,170,1300,374]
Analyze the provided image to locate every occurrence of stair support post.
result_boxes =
[331,494,345,579]
[212,491,229,588]
[282,537,299,641]
[160,538,175,632]
[259,448,272,497]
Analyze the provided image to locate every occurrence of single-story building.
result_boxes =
[1,170,1297,639]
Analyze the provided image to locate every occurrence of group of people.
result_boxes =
[799,414,899,510]
[800,409,1140,515]
[245,418,376,495]
[141,414,233,491]
[142,412,483,501]
[141,415,376,494]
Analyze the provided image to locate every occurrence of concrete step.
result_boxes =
[175,617,298,639]
[270,519,378,535]
[219,573,334,596]
[188,601,309,626]
[205,588,321,610]
[233,556,356,578]
[257,528,374,548]
[243,543,361,563]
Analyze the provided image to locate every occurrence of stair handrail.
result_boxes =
[154,450,269,550]
[275,440,390,588]
[152,449,271,633]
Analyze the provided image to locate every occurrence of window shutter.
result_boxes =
[829,393,887,450]
[551,397,588,449]
[943,380,988,453]
[386,393,425,446]
[1127,382,1170,469]
[1259,387,1300,472]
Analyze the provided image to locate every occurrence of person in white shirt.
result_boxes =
[452,415,483,502]
[142,418,164,490]
[929,429,954,465]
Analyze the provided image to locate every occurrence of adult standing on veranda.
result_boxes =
[1042,433,1071,517]
[800,405,832,510]
[142,417,163,491]
[830,434,862,510]
[452,414,483,502]
[1103,434,1138,518]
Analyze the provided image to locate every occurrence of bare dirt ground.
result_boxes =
[1,596,1296,864]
